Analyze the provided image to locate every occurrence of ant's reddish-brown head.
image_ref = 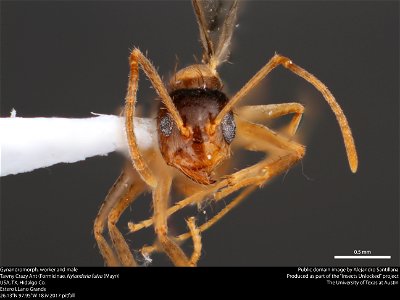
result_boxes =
[157,66,235,185]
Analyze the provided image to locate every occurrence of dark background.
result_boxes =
[1,1,398,266]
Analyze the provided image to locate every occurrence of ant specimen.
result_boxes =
[94,0,358,266]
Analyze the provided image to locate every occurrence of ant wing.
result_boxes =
[192,0,238,69]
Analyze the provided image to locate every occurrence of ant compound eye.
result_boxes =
[160,114,174,137]
[221,112,236,144]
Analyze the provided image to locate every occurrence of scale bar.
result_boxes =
[334,256,391,259]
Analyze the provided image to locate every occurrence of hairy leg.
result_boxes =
[140,216,204,264]
[237,103,304,136]
[94,165,141,266]
[152,175,191,266]
[186,217,202,266]
[131,119,305,254]
[142,153,302,255]
[107,172,146,266]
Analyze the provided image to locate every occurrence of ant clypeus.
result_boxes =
[94,0,358,266]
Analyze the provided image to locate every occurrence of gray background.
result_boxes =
[1,1,398,266]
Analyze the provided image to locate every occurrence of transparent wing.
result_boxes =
[192,0,239,69]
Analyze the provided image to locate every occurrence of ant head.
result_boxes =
[157,88,236,185]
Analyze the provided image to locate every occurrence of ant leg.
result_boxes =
[107,172,146,266]
[129,152,298,240]
[180,120,305,244]
[153,175,191,266]
[143,148,301,255]
[131,120,305,254]
[128,117,304,235]
[186,217,202,266]
[94,165,138,266]
[215,54,357,172]
[170,147,301,249]
[140,216,203,265]
[214,117,305,199]
[173,186,257,247]
[128,186,213,234]
[237,103,304,136]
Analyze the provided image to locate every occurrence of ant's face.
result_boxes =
[157,89,236,185]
